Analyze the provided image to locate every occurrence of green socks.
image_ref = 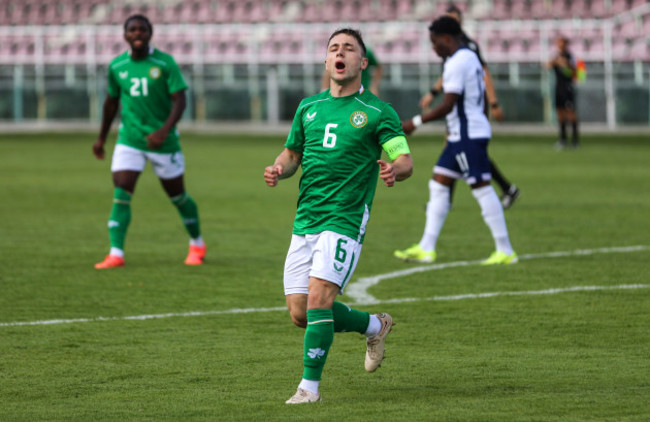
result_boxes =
[332,301,370,334]
[171,193,201,239]
[302,309,334,381]
[108,187,131,250]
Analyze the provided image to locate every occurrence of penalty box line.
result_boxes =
[0,245,648,328]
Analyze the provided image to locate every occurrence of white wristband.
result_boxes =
[412,115,423,127]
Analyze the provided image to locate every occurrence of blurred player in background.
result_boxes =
[92,14,205,269]
[320,45,383,96]
[420,4,520,209]
[395,16,517,266]
[265,28,413,404]
[546,35,579,150]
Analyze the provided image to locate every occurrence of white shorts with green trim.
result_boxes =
[283,231,362,296]
[111,144,185,179]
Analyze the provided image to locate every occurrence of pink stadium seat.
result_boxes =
[529,0,552,19]
[489,0,511,20]
[231,1,267,23]
[611,0,634,15]
[7,34,36,63]
[214,0,236,23]
[376,0,399,21]
[510,0,530,19]
[298,1,320,23]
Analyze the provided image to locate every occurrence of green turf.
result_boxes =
[1,132,649,421]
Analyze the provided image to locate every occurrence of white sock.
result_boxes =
[109,247,124,258]
[365,314,381,338]
[298,378,320,395]
[189,236,204,247]
[472,185,513,255]
[419,179,451,252]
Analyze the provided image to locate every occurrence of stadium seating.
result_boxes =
[0,0,648,64]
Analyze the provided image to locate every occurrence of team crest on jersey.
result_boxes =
[149,67,161,79]
[119,71,128,79]
[350,111,368,128]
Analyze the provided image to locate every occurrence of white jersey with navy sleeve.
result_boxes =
[442,48,491,142]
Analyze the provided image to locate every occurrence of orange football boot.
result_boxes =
[185,245,206,265]
[95,254,125,269]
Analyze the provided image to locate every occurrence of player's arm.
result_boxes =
[264,148,303,187]
[483,66,503,121]
[419,76,443,110]
[378,136,413,187]
[146,89,187,150]
[403,92,459,135]
[92,95,120,160]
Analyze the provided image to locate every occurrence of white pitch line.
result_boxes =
[1,245,648,328]
[345,245,650,304]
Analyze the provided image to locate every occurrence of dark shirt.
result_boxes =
[552,52,575,93]
[461,31,486,67]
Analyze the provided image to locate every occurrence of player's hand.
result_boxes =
[377,160,396,187]
[491,105,504,122]
[146,130,167,150]
[92,139,105,160]
[419,92,434,110]
[264,164,283,187]
[402,120,416,136]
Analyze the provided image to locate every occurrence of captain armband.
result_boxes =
[382,136,411,160]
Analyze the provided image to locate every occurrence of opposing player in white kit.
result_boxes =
[395,16,517,265]
[264,28,413,404]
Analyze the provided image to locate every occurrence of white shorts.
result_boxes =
[111,144,185,179]
[283,231,362,296]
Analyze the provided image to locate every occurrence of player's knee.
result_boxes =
[289,311,307,328]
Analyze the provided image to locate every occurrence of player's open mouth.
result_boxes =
[335,61,346,72]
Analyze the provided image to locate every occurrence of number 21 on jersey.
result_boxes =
[130,77,149,97]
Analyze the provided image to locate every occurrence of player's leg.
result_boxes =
[96,145,145,269]
[567,108,579,148]
[466,140,517,264]
[490,159,520,209]
[283,234,323,403]
[557,108,567,147]
[395,144,459,263]
[153,151,205,265]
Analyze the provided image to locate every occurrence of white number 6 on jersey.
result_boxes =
[323,123,338,148]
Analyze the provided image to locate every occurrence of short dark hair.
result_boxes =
[327,28,367,57]
[446,4,463,18]
[124,14,153,34]
[428,16,461,36]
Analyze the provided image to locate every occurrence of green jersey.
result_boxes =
[107,47,188,153]
[285,88,405,243]
[361,47,379,89]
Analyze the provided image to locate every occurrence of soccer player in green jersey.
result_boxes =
[92,15,205,269]
[264,28,413,404]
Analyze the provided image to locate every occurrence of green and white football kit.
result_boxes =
[108,47,188,177]
[281,87,408,392]
[283,87,408,293]
[98,47,203,264]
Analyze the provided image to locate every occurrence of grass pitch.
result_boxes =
[0,131,649,421]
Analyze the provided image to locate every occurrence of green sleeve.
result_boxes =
[284,101,305,152]
[166,56,188,94]
[107,66,120,98]
[376,104,405,147]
